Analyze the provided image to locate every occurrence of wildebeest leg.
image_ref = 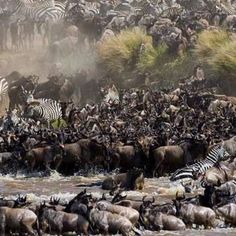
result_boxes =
[54,156,63,171]
[28,158,36,173]
[0,213,6,236]
[20,222,36,236]
[153,161,162,177]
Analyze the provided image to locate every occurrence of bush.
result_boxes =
[97,27,153,75]
[195,29,231,63]
[97,27,196,86]
[195,29,236,80]
[137,43,168,72]
[210,40,236,77]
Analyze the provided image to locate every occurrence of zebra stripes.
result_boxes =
[170,145,231,181]
[13,0,66,23]
[0,78,8,97]
[27,99,62,127]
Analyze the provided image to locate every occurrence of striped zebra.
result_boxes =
[12,0,66,25]
[26,99,62,128]
[170,145,231,181]
[0,78,8,101]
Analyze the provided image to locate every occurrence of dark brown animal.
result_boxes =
[25,144,63,172]
[102,169,144,190]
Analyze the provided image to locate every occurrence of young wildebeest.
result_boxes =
[89,208,137,236]
[0,207,40,235]
[102,168,144,190]
[174,200,217,228]
[38,204,89,235]
[216,203,236,226]
[96,200,140,225]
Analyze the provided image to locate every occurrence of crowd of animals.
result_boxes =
[4,182,236,235]
[1,0,236,56]
[0,66,235,178]
[0,65,236,234]
[2,0,236,235]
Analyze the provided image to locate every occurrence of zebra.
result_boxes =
[26,99,62,128]
[11,0,66,43]
[14,0,67,20]
[0,77,8,101]
[170,144,231,181]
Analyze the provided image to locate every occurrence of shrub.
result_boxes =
[97,27,152,75]
[137,43,168,72]
[210,39,236,77]
[195,29,231,63]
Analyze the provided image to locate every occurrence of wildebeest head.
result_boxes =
[137,135,154,158]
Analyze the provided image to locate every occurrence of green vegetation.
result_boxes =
[195,30,231,62]
[97,27,153,74]
[195,29,236,80]
[97,27,193,86]
[51,119,67,129]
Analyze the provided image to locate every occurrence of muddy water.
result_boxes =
[1,173,236,235]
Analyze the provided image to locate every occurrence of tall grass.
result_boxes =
[195,29,236,80]
[137,43,168,72]
[195,30,231,62]
[210,40,236,77]
[97,27,196,85]
[97,27,152,75]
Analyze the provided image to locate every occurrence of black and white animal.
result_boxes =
[170,145,231,181]
[25,99,62,128]
[0,78,8,102]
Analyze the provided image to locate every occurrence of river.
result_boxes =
[1,173,236,235]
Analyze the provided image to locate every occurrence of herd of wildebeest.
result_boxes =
[3,0,236,234]
[0,66,236,235]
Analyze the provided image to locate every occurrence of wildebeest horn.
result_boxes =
[142,195,148,202]
[151,196,155,203]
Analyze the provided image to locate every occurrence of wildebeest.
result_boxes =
[38,204,89,235]
[88,208,136,236]
[96,200,140,225]
[174,200,217,228]
[216,203,236,226]
[102,168,144,190]
[24,144,63,172]
[0,207,40,235]
[60,138,108,174]
[150,139,208,177]
[140,209,186,231]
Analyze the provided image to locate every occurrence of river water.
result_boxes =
[1,173,236,235]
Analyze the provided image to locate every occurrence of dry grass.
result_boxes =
[97,27,153,75]
[195,29,236,79]
[195,29,231,62]
[210,40,236,77]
